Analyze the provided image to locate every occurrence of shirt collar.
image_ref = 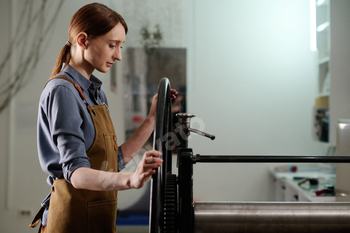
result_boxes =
[61,64,103,92]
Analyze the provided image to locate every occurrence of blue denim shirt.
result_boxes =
[37,64,125,225]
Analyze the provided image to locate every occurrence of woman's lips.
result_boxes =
[107,62,114,67]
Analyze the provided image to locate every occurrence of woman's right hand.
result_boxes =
[130,150,163,189]
[70,150,162,191]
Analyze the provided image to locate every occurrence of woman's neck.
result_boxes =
[69,61,92,79]
[69,50,94,80]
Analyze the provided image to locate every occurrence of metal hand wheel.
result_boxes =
[149,77,176,233]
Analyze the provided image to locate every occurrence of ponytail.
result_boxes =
[50,42,71,78]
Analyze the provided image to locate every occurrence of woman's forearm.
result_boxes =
[70,167,133,191]
[70,150,162,191]
[120,115,155,164]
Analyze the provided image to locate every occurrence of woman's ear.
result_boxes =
[76,32,88,50]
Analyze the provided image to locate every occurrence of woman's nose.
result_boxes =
[114,49,122,61]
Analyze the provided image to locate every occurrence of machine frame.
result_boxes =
[149,78,350,233]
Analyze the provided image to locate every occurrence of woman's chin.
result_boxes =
[96,67,110,73]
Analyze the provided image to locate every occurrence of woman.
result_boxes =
[29,3,177,233]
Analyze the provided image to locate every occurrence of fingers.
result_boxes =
[145,149,162,156]
[152,94,158,101]
[132,151,163,189]
[143,150,163,169]
[170,89,178,99]
[170,89,178,95]
[143,168,157,179]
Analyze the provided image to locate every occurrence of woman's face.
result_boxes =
[84,23,126,73]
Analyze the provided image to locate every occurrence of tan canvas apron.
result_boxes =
[30,76,119,233]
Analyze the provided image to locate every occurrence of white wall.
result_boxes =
[329,0,350,145]
[330,0,350,203]
[0,0,15,232]
[187,0,327,201]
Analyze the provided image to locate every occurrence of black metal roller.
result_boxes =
[149,77,173,233]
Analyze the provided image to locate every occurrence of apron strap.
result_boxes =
[44,75,107,113]
[45,75,94,110]
[47,76,88,102]
[29,206,45,228]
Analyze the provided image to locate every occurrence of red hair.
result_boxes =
[51,3,128,78]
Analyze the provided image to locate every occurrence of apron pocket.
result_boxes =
[87,198,118,233]
[102,133,118,172]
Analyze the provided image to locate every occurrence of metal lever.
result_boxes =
[188,128,215,140]
[176,113,215,148]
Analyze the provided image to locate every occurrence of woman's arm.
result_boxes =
[120,94,157,164]
[121,90,178,164]
[70,150,162,191]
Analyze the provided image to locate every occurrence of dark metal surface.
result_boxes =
[178,148,194,233]
[176,113,216,148]
[149,77,173,233]
[194,202,350,233]
[194,155,350,163]
[175,113,195,148]
[163,174,177,233]
[188,128,215,140]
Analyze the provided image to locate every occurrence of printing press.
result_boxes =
[148,78,350,233]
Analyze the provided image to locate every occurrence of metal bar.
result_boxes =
[194,155,350,163]
[194,202,350,233]
[178,148,194,233]
[176,113,195,149]
[149,168,161,233]
[188,128,215,140]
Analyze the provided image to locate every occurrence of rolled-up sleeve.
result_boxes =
[47,85,91,182]
[118,147,125,171]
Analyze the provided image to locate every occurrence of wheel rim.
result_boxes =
[149,77,173,233]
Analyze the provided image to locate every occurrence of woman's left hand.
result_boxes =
[170,89,178,99]
[149,89,178,118]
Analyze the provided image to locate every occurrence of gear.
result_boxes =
[163,174,177,233]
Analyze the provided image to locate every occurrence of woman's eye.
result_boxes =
[109,45,116,48]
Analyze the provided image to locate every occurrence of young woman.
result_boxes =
[29,3,177,233]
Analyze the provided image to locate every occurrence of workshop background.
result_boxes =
[0,0,349,232]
